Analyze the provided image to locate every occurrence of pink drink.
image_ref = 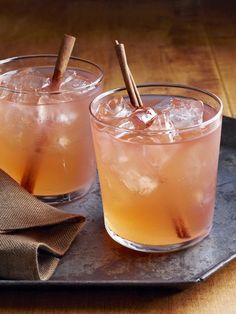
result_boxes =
[0,55,103,203]
[90,84,223,252]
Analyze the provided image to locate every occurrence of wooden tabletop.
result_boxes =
[0,0,235,313]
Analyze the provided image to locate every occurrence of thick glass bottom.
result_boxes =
[36,186,91,205]
[105,222,212,253]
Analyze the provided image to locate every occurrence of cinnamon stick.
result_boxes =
[52,34,76,82]
[173,217,191,239]
[114,40,190,240]
[115,40,139,109]
[21,34,76,193]
[129,70,143,108]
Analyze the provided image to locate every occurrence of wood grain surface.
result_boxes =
[0,0,235,313]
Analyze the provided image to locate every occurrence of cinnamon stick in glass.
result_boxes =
[114,40,190,239]
[21,34,76,193]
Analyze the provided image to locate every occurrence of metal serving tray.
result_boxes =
[1,116,235,288]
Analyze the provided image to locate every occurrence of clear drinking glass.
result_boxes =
[0,55,103,203]
[90,84,223,252]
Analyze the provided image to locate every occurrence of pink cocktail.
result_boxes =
[0,55,103,203]
[90,84,223,252]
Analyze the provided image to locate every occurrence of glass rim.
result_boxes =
[89,83,223,134]
[0,54,104,95]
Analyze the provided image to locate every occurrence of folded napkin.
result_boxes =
[0,169,85,281]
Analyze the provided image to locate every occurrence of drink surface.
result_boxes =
[0,67,102,196]
[91,95,221,246]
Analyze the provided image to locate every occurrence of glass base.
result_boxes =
[36,186,91,205]
[105,223,211,253]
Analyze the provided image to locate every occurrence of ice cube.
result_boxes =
[113,107,157,138]
[117,119,135,130]
[38,93,73,105]
[95,127,115,163]
[114,108,175,142]
[117,154,129,163]
[114,107,157,133]
[28,75,50,90]
[169,98,204,128]
[153,96,172,113]
[57,112,77,125]
[147,111,177,142]
[60,70,77,85]
[71,79,89,89]
[1,103,36,143]
[0,70,18,86]
[38,95,50,105]
[9,91,40,104]
[7,74,24,91]
[148,112,174,131]
[144,144,179,168]
[0,88,10,100]
[120,169,158,195]
[97,97,134,122]
[60,70,93,91]
[21,71,50,91]
[129,107,157,129]
[36,106,48,124]
[57,136,70,148]
[63,77,88,90]
[1,68,51,92]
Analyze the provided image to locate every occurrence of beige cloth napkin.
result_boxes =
[0,169,85,281]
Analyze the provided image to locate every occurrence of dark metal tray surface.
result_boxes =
[1,116,235,288]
